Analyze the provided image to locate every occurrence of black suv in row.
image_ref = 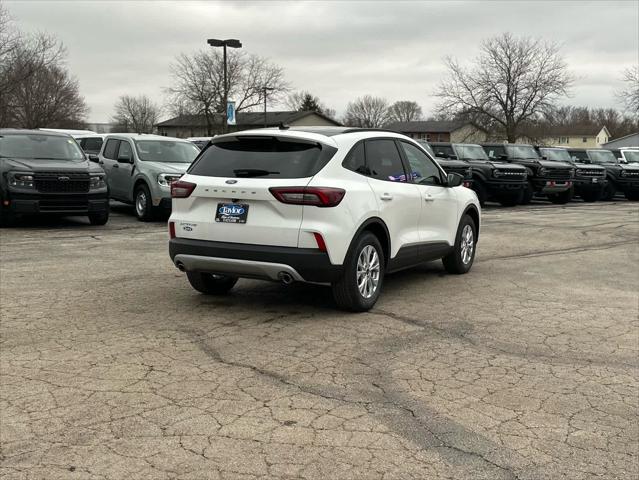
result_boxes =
[482,144,574,204]
[567,148,639,201]
[537,147,606,202]
[429,142,527,206]
[0,129,109,226]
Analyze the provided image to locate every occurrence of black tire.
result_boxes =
[134,184,155,221]
[602,182,616,201]
[497,190,523,207]
[442,214,477,274]
[580,189,602,202]
[625,191,639,201]
[547,188,573,205]
[88,211,109,226]
[521,181,534,205]
[186,271,238,295]
[471,180,488,207]
[332,231,385,312]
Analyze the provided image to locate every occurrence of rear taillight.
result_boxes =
[169,221,176,239]
[269,187,345,207]
[171,180,196,198]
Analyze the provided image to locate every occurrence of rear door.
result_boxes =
[363,139,422,259]
[172,136,334,247]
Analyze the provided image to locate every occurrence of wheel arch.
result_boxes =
[462,204,480,240]
[347,217,391,269]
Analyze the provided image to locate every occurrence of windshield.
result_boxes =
[454,144,488,160]
[188,136,336,178]
[623,150,639,163]
[588,150,617,164]
[134,140,200,163]
[540,148,571,162]
[506,145,539,159]
[0,134,85,161]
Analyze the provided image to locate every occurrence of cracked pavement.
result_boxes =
[1,201,638,479]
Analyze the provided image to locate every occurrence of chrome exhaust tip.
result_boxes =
[175,261,186,272]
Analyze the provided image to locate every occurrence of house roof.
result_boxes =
[602,132,639,146]
[548,125,610,137]
[385,120,484,134]
[156,111,340,128]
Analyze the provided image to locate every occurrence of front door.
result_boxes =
[112,140,135,201]
[398,140,459,248]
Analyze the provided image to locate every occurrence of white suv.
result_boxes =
[169,127,480,311]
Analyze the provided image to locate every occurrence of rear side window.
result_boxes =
[364,139,407,182]
[83,137,103,152]
[103,139,119,159]
[432,144,455,158]
[342,142,368,175]
[189,136,337,178]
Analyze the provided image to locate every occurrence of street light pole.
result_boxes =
[207,38,242,134]
[263,86,274,128]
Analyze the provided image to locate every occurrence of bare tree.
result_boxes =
[386,100,423,123]
[166,49,289,135]
[343,95,389,128]
[285,90,336,119]
[112,95,161,133]
[435,33,574,142]
[616,66,639,114]
[0,5,80,127]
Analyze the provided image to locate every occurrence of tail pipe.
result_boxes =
[278,271,294,285]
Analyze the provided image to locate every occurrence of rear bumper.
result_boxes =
[3,191,109,215]
[169,238,343,283]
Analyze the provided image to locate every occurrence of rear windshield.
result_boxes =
[0,134,85,161]
[188,136,337,178]
[134,140,200,163]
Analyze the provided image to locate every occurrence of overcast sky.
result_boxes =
[5,0,638,123]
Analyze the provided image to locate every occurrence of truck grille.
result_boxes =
[34,173,90,193]
[546,168,572,179]
[498,169,526,176]
[622,171,639,177]
[577,169,604,178]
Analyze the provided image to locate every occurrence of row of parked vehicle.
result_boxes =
[421,142,639,206]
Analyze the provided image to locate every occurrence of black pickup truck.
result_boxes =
[429,142,526,206]
[482,143,574,204]
[536,147,606,202]
[0,129,110,226]
[566,148,639,201]
[416,141,473,188]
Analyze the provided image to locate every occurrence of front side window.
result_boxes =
[0,134,85,161]
[135,140,200,163]
[364,139,407,182]
[431,144,455,158]
[400,141,443,185]
[103,139,119,159]
[117,141,133,160]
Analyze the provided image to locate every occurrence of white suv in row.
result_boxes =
[169,127,480,311]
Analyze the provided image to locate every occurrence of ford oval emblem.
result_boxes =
[225,179,238,184]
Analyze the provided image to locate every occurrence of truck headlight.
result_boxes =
[158,173,182,187]
[575,169,583,176]
[8,172,34,188]
[620,170,627,177]
[538,167,547,176]
[492,169,501,178]
[89,174,106,189]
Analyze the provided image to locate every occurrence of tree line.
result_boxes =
[2,5,637,141]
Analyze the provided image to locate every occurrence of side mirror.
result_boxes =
[449,154,458,160]
[117,155,133,164]
[499,154,508,161]
[446,172,464,188]
[541,156,548,160]
[88,154,99,163]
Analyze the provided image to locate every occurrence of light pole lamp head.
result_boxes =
[207,38,224,47]
[224,39,242,49]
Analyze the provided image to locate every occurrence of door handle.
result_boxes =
[380,193,393,201]
[113,163,119,168]
[424,194,434,202]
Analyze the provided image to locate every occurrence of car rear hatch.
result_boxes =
[171,134,337,248]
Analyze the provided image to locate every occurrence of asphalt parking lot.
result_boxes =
[1,201,638,480]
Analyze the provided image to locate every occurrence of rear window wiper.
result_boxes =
[233,168,280,177]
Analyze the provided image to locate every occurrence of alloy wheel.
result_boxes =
[460,224,474,265]
[356,245,380,299]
